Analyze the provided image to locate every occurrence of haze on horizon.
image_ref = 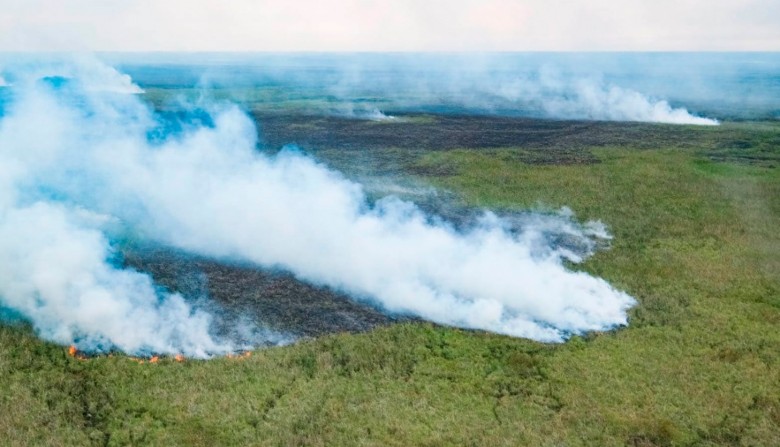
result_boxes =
[1,0,778,52]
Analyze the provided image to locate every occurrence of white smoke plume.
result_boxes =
[127,54,720,125]
[362,107,396,121]
[0,58,635,355]
[334,102,397,121]
[0,203,229,357]
[490,74,719,125]
[316,56,720,125]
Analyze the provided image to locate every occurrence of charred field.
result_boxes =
[120,244,401,339]
[2,109,779,446]
[121,114,780,340]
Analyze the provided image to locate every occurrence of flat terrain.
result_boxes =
[122,245,398,339]
[1,113,779,446]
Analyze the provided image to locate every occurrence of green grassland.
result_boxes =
[1,120,779,446]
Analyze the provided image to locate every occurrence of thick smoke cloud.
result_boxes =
[0,203,229,357]
[0,58,635,355]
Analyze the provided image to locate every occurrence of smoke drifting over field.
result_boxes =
[365,66,720,125]
[488,75,719,125]
[0,58,635,356]
[112,53,732,125]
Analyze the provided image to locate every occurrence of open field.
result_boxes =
[1,115,779,446]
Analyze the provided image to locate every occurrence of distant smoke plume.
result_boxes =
[112,54,721,125]
[487,73,719,125]
[354,107,396,121]
[321,57,720,125]
[0,58,635,356]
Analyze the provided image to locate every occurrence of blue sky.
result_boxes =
[1,0,778,51]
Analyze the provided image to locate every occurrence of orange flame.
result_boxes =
[225,351,252,360]
[149,356,159,364]
[174,354,185,362]
[68,345,77,357]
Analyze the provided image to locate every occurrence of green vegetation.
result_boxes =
[143,87,395,115]
[1,120,779,446]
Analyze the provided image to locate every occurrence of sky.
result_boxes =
[0,0,778,52]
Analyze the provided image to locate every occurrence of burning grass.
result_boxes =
[0,117,778,446]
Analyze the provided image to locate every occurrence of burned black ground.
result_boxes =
[121,245,398,339]
[257,112,780,168]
